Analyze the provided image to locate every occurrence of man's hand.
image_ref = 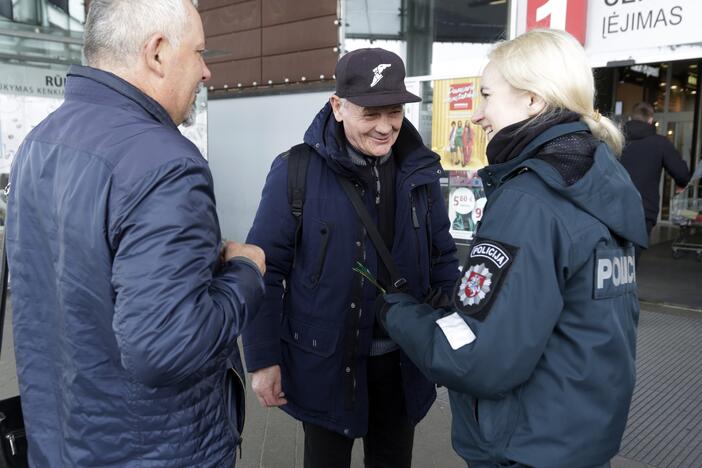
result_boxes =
[251,365,287,407]
[222,241,266,275]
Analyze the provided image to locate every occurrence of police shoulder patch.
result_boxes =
[453,237,519,321]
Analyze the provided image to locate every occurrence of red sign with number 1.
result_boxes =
[526,0,588,45]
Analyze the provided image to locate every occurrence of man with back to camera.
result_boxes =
[242,48,459,468]
[4,0,265,466]
[620,102,691,259]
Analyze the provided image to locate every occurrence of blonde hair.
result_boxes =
[488,28,623,155]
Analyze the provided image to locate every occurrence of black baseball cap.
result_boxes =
[335,48,421,107]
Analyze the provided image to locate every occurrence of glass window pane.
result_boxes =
[344,0,507,77]
[0,0,12,19]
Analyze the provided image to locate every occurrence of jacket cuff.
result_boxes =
[243,341,281,373]
[228,256,264,277]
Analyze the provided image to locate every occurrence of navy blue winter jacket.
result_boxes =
[383,123,648,467]
[5,65,264,467]
[620,119,691,224]
[243,103,459,436]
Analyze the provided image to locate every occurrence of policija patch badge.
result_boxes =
[453,237,518,321]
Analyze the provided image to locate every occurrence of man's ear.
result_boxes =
[143,33,167,78]
[527,93,547,117]
[330,95,344,123]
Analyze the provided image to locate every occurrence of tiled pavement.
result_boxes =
[2,235,701,467]
[618,305,702,468]
[3,302,701,467]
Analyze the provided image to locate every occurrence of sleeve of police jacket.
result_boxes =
[660,138,691,188]
[242,154,297,372]
[110,157,265,388]
[384,188,567,399]
[427,179,460,294]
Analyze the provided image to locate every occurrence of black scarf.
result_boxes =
[486,110,581,165]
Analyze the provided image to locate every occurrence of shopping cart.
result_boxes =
[671,162,702,261]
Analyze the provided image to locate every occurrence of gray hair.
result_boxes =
[84,0,199,68]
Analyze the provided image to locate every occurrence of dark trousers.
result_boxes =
[302,351,414,468]
[635,219,656,265]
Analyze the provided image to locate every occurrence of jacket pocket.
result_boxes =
[301,219,331,288]
[280,315,342,412]
[476,388,522,446]
[222,365,246,445]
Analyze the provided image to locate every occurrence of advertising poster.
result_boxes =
[0,62,209,176]
[447,171,487,241]
[0,62,208,223]
[0,64,67,176]
[432,77,489,241]
[431,77,488,172]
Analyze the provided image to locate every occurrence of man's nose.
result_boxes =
[376,116,393,134]
[202,64,212,82]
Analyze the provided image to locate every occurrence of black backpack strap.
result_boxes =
[338,177,407,292]
[286,143,312,268]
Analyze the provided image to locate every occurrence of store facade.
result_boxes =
[336,0,702,249]
[512,0,701,226]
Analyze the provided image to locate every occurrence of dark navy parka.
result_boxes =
[383,123,648,467]
[243,102,459,436]
[6,66,264,467]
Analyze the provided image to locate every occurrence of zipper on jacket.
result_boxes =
[409,192,420,228]
[222,365,246,458]
[472,397,480,426]
[409,191,424,284]
[371,160,381,205]
[232,366,246,458]
[6,429,25,456]
[310,225,330,285]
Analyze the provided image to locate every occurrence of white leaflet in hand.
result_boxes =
[436,312,476,350]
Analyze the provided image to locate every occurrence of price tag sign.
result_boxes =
[452,187,476,215]
[472,197,487,224]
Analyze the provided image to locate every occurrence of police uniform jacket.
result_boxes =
[382,122,648,467]
[243,102,459,437]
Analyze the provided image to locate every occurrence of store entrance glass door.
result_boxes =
[658,112,694,222]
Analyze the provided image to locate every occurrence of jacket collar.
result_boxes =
[479,122,589,196]
[66,65,177,130]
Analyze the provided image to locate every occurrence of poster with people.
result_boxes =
[432,77,489,240]
[431,77,488,171]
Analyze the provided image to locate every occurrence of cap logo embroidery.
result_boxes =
[370,64,392,87]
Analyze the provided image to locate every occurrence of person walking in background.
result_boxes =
[4,0,265,466]
[620,102,691,259]
[376,29,647,468]
[243,48,459,468]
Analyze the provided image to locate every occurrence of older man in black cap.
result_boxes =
[242,48,459,468]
